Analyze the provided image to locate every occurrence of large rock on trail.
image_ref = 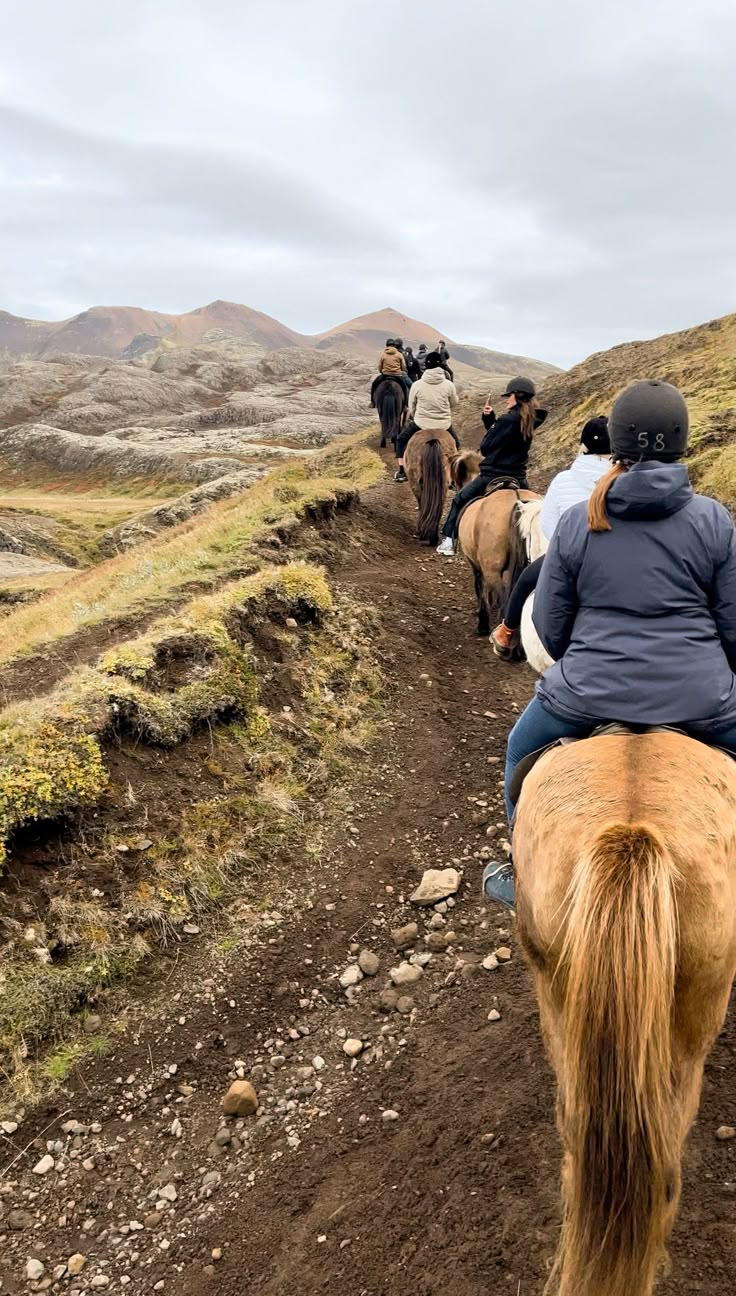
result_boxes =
[410,868,461,906]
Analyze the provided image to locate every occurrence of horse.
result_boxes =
[513,731,736,1296]
[404,431,479,546]
[457,486,542,635]
[375,378,407,449]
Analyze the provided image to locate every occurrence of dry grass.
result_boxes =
[0,432,383,665]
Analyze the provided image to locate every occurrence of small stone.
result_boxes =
[211,1248,223,1261]
[144,1212,163,1228]
[83,1014,102,1035]
[222,1080,258,1117]
[26,1259,46,1282]
[391,923,419,951]
[716,1125,736,1141]
[312,1056,326,1072]
[343,1039,363,1058]
[183,923,200,935]
[53,1265,68,1282]
[410,868,460,907]
[390,962,423,987]
[358,950,380,977]
[159,1183,178,1202]
[396,996,415,1015]
[482,954,499,971]
[427,913,445,931]
[214,1128,232,1148]
[67,1255,87,1277]
[339,964,363,989]
[495,947,512,962]
[7,1209,35,1230]
[91,1277,110,1289]
[426,931,456,952]
[1,1119,18,1134]
[382,1109,400,1123]
[285,617,298,629]
[379,988,399,1013]
[32,1154,55,1175]
[82,1156,96,1171]
[480,1133,496,1146]
[487,1009,501,1022]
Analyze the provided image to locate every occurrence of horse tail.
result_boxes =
[416,439,446,544]
[553,823,680,1296]
[503,501,529,613]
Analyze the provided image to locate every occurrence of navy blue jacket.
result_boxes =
[533,462,736,728]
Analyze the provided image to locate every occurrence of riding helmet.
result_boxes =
[502,376,536,399]
[609,380,689,462]
[394,337,404,349]
[580,415,611,454]
[385,338,396,347]
[424,351,443,369]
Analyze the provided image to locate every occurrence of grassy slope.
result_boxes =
[535,312,736,506]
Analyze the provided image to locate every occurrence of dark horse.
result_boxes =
[375,378,407,448]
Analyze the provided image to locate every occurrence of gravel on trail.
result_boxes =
[0,454,733,1296]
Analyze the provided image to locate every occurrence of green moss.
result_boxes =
[0,725,108,867]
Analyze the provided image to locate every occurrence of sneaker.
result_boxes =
[436,537,455,556]
[482,860,516,912]
[394,468,407,483]
[491,622,514,659]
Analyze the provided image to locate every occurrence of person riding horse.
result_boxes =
[436,377,547,556]
[484,379,736,910]
[370,339,412,406]
[490,416,611,657]
[393,351,460,483]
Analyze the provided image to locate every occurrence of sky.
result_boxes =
[1,0,736,368]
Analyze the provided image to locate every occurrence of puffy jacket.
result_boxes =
[378,346,406,375]
[480,406,548,479]
[408,369,459,429]
[540,453,612,541]
[534,462,736,728]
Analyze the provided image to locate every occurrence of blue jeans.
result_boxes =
[504,699,736,823]
[504,696,593,821]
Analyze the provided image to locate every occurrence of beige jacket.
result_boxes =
[378,346,406,375]
[408,369,459,429]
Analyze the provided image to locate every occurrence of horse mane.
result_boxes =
[516,499,548,560]
[504,499,542,608]
[451,449,481,489]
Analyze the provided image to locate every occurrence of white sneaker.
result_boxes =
[436,538,455,556]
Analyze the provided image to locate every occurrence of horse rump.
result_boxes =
[375,380,404,448]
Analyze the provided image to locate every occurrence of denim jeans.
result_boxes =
[504,698,736,823]
[504,696,593,821]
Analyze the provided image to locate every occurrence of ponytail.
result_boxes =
[519,397,538,442]
[587,461,628,532]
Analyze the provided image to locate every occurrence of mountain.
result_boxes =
[0,301,306,361]
[0,301,559,383]
[314,307,560,385]
[537,311,736,507]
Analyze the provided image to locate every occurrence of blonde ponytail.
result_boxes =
[587,462,628,532]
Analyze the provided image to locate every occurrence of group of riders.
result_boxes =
[371,346,736,912]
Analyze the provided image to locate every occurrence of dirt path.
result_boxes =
[1,468,733,1295]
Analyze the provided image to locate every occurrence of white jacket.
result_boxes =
[408,369,459,429]
[540,453,612,541]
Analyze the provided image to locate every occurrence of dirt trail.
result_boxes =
[0,466,733,1296]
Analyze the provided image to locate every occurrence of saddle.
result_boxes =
[483,476,525,497]
[509,723,736,807]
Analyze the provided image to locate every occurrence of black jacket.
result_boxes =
[479,405,548,479]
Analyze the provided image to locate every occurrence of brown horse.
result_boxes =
[404,431,480,545]
[514,732,736,1296]
[457,486,541,634]
[375,378,407,448]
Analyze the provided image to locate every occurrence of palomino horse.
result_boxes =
[404,430,480,544]
[375,378,407,448]
[458,486,542,635]
[514,731,736,1296]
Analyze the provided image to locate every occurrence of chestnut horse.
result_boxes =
[404,430,480,545]
[457,486,542,634]
[514,731,736,1296]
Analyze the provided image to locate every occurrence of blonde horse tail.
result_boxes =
[416,439,446,544]
[503,501,528,614]
[554,823,680,1296]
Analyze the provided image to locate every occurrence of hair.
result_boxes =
[587,461,628,532]
[518,396,538,442]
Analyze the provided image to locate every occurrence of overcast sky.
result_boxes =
[2,0,736,367]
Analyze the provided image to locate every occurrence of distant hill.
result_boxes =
[0,300,558,382]
[0,301,306,360]
[314,307,560,385]
[536,311,736,508]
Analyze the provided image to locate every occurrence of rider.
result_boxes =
[490,416,611,658]
[416,343,428,372]
[405,345,422,383]
[393,351,460,483]
[484,379,736,911]
[436,377,547,556]
[370,338,411,405]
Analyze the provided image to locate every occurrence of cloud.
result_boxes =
[1,0,736,365]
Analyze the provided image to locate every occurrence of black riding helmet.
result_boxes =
[610,380,689,462]
[385,338,396,347]
[394,337,404,349]
[580,415,610,454]
[424,351,444,369]
[502,376,536,400]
